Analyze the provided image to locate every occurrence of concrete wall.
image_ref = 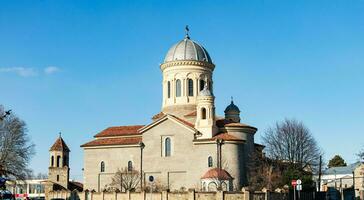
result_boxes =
[48,190,290,200]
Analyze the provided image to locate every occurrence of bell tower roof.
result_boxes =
[50,133,70,152]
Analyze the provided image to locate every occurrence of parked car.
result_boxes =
[0,190,14,200]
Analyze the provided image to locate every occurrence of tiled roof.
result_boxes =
[50,137,70,152]
[81,137,142,147]
[216,119,257,130]
[173,116,195,128]
[184,111,197,117]
[212,133,242,141]
[201,168,233,180]
[152,112,165,120]
[94,125,144,137]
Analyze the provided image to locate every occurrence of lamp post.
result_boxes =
[139,142,145,190]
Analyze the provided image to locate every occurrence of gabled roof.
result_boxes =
[201,168,233,180]
[94,125,144,138]
[139,114,196,134]
[50,136,70,152]
[323,162,362,175]
[81,137,142,148]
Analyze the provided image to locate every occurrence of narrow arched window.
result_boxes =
[199,79,205,91]
[100,161,105,172]
[165,137,171,157]
[167,81,171,98]
[208,156,213,167]
[56,175,59,182]
[201,108,207,119]
[128,161,133,171]
[56,156,61,167]
[188,79,193,96]
[51,156,54,167]
[176,79,181,97]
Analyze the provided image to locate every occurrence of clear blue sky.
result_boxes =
[1,0,363,180]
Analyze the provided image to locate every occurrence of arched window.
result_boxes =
[56,175,59,182]
[208,182,217,191]
[51,156,54,167]
[208,156,213,167]
[100,161,105,172]
[201,108,207,119]
[199,79,205,91]
[56,156,61,167]
[167,81,171,98]
[165,137,171,157]
[176,79,181,97]
[127,161,133,171]
[188,79,193,96]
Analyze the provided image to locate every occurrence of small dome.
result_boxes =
[164,35,212,64]
[224,99,240,113]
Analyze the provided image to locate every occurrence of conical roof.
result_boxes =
[50,135,70,152]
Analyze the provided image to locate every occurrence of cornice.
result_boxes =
[160,60,215,71]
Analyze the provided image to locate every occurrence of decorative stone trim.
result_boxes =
[160,60,215,71]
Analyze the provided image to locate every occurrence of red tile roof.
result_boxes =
[152,112,166,120]
[184,111,197,117]
[94,125,144,137]
[212,133,242,141]
[201,168,233,180]
[81,137,142,147]
[216,119,257,130]
[50,137,70,152]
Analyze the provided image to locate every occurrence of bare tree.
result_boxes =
[262,119,322,172]
[110,167,140,192]
[247,150,284,191]
[0,106,35,179]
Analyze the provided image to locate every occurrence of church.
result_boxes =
[48,29,263,193]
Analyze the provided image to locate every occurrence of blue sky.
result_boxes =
[0,0,363,180]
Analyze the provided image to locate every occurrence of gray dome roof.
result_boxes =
[164,36,212,64]
[224,100,240,113]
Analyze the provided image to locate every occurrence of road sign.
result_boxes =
[291,180,297,186]
[296,185,302,191]
[149,175,154,182]
[296,179,302,185]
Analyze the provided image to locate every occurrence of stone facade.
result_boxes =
[81,32,261,192]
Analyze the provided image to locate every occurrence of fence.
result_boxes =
[47,189,364,200]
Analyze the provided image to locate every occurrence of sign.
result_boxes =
[148,175,154,182]
[291,180,297,186]
[296,185,302,191]
[296,179,302,185]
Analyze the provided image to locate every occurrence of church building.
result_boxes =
[80,30,262,192]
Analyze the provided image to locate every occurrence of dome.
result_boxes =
[164,35,212,64]
[224,99,240,114]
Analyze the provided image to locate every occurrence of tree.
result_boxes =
[261,119,322,189]
[358,148,364,162]
[0,106,35,179]
[110,167,140,192]
[328,155,347,168]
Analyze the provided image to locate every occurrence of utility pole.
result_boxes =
[139,142,145,191]
[318,155,322,191]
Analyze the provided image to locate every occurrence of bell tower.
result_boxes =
[195,83,218,138]
[48,133,70,189]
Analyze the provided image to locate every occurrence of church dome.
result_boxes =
[224,100,240,114]
[164,35,212,64]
